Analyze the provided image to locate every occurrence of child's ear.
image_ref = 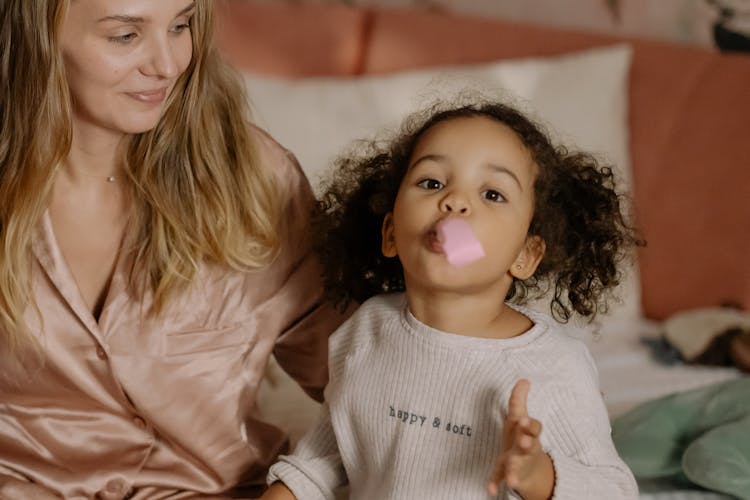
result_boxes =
[381,212,398,257]
[510,235,545,280]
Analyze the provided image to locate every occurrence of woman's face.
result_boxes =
[60,0,195,136]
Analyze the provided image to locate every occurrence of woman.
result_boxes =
[0,1,344,498]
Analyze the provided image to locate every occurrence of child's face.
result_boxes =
[381,116,544,296]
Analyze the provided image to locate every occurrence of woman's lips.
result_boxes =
[125,87,168,104]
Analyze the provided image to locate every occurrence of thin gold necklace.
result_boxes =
[62,159,120,183]
[63,169,118,183]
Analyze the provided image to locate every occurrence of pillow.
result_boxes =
[681,413,750,499]
[214,0,366,77]
[612,377,750,498]
[243,44,640,321]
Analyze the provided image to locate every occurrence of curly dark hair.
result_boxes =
[313,99,644,322]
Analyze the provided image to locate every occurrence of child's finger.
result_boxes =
[512,417,542,453]
[517,434,534,452]
[504,455,520,489]
[508,379,530,420]
[486,457,507,496]
[519,416,542,438]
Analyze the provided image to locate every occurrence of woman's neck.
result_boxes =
[63,118,127,184]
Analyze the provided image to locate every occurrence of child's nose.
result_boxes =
[439,192,470,214]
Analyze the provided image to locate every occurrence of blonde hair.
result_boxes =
[0,0,281,359]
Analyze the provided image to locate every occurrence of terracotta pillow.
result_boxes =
[213,0,367,77]
[627,46,750,320]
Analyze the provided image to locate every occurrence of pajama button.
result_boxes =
[96,478,129,499]
[106,479,123,492]
[96,346,108,360]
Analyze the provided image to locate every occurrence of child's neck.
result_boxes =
[406,290,533,340]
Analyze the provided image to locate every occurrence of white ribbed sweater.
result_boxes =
[268,293,637,499]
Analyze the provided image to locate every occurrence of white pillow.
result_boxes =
[242,44,640,321]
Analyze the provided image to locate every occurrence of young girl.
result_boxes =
[261,100,641,499]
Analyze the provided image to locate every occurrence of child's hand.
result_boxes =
[487,379,554,499]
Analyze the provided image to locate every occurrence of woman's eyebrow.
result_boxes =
[97,13,144,23]
[97,2,195,24]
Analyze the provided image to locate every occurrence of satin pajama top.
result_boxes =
[0,128,343,499]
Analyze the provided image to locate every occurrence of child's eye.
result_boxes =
[109,32,137,44]
[482,189,506,203]
[417,179,444,190]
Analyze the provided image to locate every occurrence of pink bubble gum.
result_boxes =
[436,218,485,267]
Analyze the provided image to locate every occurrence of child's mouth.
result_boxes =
[426,229,444,254]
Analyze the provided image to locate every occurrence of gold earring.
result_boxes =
[516,264,523,270]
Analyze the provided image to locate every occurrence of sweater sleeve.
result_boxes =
[538,347,638,499]
[266,300,380,498]
[266,400,346,500]
[265,302,367,499]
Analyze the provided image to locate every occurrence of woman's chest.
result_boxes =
[48,190,129,318]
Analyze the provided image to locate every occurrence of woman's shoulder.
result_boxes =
[248,123,286,156]
[248,123,318,231]
[248,123,308,190]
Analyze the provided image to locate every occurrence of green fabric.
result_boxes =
[682,413,750,499]
[612,377,750,499]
